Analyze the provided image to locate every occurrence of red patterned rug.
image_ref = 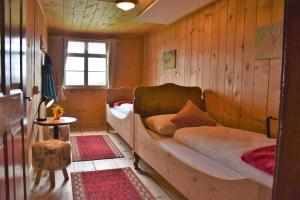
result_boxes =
[70,135,124,161]
[71,168,156,200]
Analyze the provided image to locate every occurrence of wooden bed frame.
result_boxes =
[133,83,272,200]
[105,87,134,148]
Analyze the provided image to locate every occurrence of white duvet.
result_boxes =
[173,126,276,187]
[113,103,133,115]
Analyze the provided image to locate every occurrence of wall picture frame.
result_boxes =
[255,23,283,60]
[163,50,176,69]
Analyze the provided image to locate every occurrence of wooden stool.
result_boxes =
[32,139,71,188]
[42,125,70,141]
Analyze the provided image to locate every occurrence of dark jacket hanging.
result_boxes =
[42,53,57,100]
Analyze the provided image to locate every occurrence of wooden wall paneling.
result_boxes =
[149,33,155,85]
[209,2,221,92]
[202,8,213,91]
[160,28,167,84]
[156,31,162,85]
[238,0,258,130]
[267,59,281,136]
[190,13,199,86]
[152,33,158,85]
[205,2,220,117]
[196,12,205,89]
[168,24,176,84]
[148,34,156,85]
[174,22,181,85]
[251,59,270,132]
[143,0,283,133]
[251,0,273,132]
[143,36,149,85]
[222,0,237,126]
[167,25,173,83]
[153,32,159,84]
[114,37,144,87]
[178,20,187,85]
[164,27,170,83]
[26,0,48,165]
[231,0,245,127]
[164,26,170,83]
[216,0,228,123]
[184,17,193,86]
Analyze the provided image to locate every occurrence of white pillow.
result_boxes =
[145,114,177,136]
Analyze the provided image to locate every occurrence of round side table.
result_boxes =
[34,117,77,139]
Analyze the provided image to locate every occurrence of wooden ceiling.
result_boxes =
[38,0,161,34]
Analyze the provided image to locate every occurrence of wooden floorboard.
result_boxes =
[28,129,177,200]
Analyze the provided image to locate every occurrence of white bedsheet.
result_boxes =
[113,103,133,115]
[147,129,245,180]
[173,126,276,187]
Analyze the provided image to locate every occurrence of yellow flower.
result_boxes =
[52,105,64,119]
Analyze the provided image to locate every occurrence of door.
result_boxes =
[0,0,28,199]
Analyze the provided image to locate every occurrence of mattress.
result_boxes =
[173,126,276,187]
[147,129,245,180]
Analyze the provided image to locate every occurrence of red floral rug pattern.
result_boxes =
[71,168,156,200]
[70,135,124,161]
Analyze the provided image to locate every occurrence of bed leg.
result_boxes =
[134,152,140,170]
[106,122,110,133]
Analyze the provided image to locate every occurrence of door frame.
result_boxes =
[272,0,300,199]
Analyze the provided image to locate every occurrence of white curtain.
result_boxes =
[56,36,67,103]
[107,39,118,88]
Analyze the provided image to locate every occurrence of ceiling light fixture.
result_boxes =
[116,0,137,11]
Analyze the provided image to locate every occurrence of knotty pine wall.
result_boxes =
[143,0,284,134]
[26,0,48,163]
[48,35,144,129]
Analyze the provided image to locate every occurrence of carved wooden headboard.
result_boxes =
[105,87,134,106]
[134,83,204,118]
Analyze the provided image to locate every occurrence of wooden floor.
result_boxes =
[28,129,175,200]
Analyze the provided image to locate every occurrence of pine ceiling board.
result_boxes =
[88,1,111,26]
[79,0,100,31]
[39,2,54,23]
[39,0,161,34]
[63,0,76,30]
[72,0,88,30]
[52,3,64,28]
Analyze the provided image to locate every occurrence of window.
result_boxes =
[65,40,107,87]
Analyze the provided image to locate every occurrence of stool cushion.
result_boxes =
[43,125,70,141]
[32,139,71,170]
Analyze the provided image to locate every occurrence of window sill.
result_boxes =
[64,85,107,90]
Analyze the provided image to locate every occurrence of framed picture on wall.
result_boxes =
[255,23,283,60]
[163,50,176,69]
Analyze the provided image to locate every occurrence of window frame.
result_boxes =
[64,39,108,89]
